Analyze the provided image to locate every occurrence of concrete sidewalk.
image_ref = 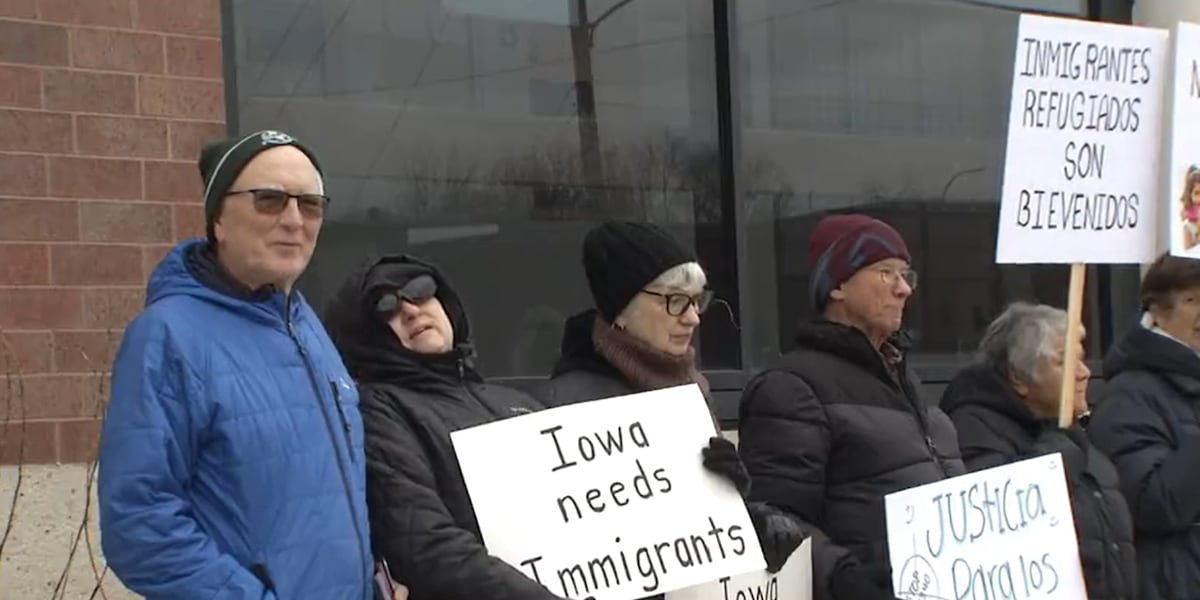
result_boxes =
[0,464,135,599]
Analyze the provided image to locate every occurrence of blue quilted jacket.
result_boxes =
[98,238,373,599]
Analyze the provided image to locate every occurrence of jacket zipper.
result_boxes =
[284,297,369,598]
[1086,473,1117,596]
[896,365,946,476]
[457,357,502,418]
[329,382,356,463]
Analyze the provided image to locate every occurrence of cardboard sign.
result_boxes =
[451,384,766,600]
[996,13,1167,264]
[1161,21,1200,258]
[884,454,1086,600]
[665,538,812,600]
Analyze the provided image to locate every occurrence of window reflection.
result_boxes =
[735,0,1108,370]
[230,0,739,376]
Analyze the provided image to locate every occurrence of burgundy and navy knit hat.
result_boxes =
[808,214,910,311]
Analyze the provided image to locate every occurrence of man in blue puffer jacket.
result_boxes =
[98,130,374,599]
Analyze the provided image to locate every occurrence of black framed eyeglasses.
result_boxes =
[641,289,714,316]
[225,188,331,219]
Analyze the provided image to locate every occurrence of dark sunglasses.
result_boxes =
[374,275,438,314]
[641,289,714,316]
[225,188,331,219]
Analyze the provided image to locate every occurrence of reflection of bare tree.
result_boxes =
[383,129,793,225]
[741,154,795,222]
[397,143,479,221]
[489,129,724,222]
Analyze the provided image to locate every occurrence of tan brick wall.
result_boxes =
[0,0,225,465]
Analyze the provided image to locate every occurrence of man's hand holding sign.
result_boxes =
[451,384,767,600]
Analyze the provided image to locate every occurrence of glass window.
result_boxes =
[732,0,1129,374]
[228,0,740,377]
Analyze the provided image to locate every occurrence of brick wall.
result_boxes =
[0,0,225,465]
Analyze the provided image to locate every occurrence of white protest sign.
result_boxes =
[884,454,1085,600]
[1161,21,1200,258]
[451,384,766,600]
[996,14,1167,264]
[665,538,811,600]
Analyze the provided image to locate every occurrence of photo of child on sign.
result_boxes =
[1180,166,1200,250]
[1162,22,1200,259]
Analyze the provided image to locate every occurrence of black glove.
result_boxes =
[746,502,806,573]
[702,436,750,497]
[830,560,898,600]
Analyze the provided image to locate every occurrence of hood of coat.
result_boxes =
[145,237,311,328]
[322,254,479,388]
[1103,319,1200,396]
[940,362,1045,429]
[551,308,622,379]
[793,319,915,386]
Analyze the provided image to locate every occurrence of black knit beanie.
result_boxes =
[198,129,324,243]
[582,221,696,323]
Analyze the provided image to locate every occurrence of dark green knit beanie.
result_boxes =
[198,129,324,243]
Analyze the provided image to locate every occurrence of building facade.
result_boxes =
[0,0,1187,463]
[0,0,222,466]
[6,0,1200,595]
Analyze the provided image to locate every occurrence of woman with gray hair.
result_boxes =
[940,302,1135,599]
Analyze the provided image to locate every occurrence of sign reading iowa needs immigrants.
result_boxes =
[451,384,766,600]
[884,454,1086,600]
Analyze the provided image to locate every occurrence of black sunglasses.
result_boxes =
[641,289,714,316]
[225,188,331,219]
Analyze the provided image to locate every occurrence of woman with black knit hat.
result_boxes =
[536,221,808,593]
[539,221,713,406]
[323,254,566,600]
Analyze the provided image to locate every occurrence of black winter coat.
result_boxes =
[538,310,637,408]
[941,363,1136,599]
[323,255,561,600]
[736,320,964,600]
[1088,323,1200,600]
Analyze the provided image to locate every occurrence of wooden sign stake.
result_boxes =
[1058,262,1086,429]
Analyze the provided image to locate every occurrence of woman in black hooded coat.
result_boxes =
[323,254,564,600]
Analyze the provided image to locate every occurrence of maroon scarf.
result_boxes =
[591,314,711,398]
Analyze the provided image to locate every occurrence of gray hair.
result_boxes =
[978,302,1068,384]
[650,261,706,293]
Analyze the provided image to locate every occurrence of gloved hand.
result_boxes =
[830,560,898,600]
[746,502,806,573]
[702,436,750,497]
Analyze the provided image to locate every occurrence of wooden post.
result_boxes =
[1058,263,1087,429]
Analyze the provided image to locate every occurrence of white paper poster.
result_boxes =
[665,538,812,600]
[996,13,1167,264]
[451,384,766,600]
[1161,21,1200,258]
[885,454,1086,600]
